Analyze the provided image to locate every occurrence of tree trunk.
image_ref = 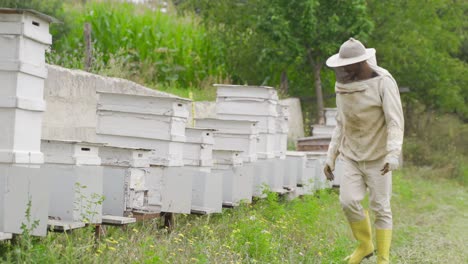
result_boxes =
[313,62,325,125]
[84,23,92,72]
[280,70,289,95]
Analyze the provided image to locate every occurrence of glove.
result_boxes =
[381,157,399,175]
[324,163,334,181]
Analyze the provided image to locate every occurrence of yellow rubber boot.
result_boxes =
[376,229,392,264]
[344,211,374,264]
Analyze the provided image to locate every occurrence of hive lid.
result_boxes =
[0,8,60,23]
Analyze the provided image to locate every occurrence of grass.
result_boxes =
[1,167,466,263]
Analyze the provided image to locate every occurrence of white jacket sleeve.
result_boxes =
[326,111,344,171]
[380,76,405,169]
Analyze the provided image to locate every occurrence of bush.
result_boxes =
[403,112,468,185]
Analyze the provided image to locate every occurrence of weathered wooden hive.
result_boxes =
[0,9,56,236]
[95,91,194,215]
[99,146,152,218]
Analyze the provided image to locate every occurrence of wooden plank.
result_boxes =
[222,202,238,208]
[102,215,136,225]
[190,207,219,215]
[132,211,160,222]
[47,220,85,231]
[0,232,12,241]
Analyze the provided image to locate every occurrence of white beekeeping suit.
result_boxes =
[325,38,404,264]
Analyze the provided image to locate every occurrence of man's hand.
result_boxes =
[380,161,398,175]
[324,164,334,181]
[380,163,390,175]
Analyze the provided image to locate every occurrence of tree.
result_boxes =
[367,0,468,122]
[178,0,373,124]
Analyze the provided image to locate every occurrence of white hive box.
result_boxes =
[212,150,253,206]
[257,133,276,159]
[275,103,289,158]
[96,92,190,166]
[97,135,185,167]
[284,151,305,190]
[0,164,49,236]
[216,96,278,117]
[311,125,335,137]
[190,169,223,214]
[100,146,150,168]
[100,146,154,217]
[215,84,279,100]
[145,166,193,214]
[0,9,54,73]
[273,133,288,158]
[217,113,277,134]
[252,157,287,197]
[97,92,189,142]
[42,140,103,224]
[183,128,222,214]
[215,84,279,134]
[324,108,338,126]
[195,118,258,162]
[0,9,55,165]
[0,9,55,237]
[41,140,101,166]
[184,127,215,167]
[306,152,332,191]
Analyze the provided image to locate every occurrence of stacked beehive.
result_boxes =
[0,9,55,236]
[100,146,152,218]
[183,127,222,214]
[95,92,194,215]
[194,118,258,206]
[214,85,288,196]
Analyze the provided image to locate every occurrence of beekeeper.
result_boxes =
[324,38,404,264]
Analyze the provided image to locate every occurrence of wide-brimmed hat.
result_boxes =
[326,38,376,68]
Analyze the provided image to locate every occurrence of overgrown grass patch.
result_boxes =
[1,168,466,263]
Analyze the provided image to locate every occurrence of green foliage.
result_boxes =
[179,0,373,124]
[403,112,468,185]
[74,182,105,224]
[367,0,468,119]
[49,1,228,90]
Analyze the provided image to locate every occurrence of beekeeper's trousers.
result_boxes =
[339,155,392,229]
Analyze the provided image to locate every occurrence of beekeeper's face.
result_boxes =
[334,62,363,83]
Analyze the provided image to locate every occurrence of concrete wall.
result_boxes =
[191,98,304,146]
[43,65,304,146]
[42,65,181,143]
